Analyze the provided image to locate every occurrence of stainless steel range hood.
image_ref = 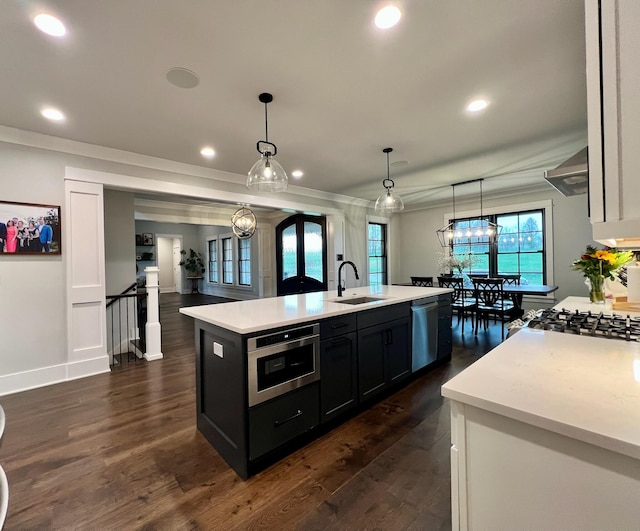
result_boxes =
[544,147,588,196]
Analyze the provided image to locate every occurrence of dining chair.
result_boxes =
[497,274,523,318]
[437,277,476,334]
[411,276,434,287]
[498,274,521,286]
[472,278,515,340]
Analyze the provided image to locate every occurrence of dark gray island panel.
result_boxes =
[196,321,249,478]
[188,294,452,479]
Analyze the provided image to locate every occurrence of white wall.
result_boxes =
[0,130,603,396]
[104,190,136,295]
[0,136,359,395]
[394,190,597,304]
[0,143,67,390]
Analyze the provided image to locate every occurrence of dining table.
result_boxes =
[396,281,559,317]
[496,284,559,316]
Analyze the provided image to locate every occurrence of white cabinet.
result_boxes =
[586,0,640,247]
[449,401,640,530]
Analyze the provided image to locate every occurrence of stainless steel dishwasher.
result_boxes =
[411,298,439,372]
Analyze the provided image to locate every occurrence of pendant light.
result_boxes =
[247,92,288,192]
[436,184,457,247]
[475,179,501,241]
[374,147,404,213]
[231,205,257,239]
[435,178,501,247]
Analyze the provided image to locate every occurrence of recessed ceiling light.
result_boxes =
[291,170,304,178]
[466,99,489,112]
[166,67,200,89]
[200,146,215,158]
[41,107,65,122]
[33,13,66,37]
[375,5,402,29]
[391,160,408,167]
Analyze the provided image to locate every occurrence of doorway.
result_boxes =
[156,235,183,294]
[276,214,328,295]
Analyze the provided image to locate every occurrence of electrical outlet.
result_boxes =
[213,341,223,358]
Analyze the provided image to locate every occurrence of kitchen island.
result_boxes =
[180,285,453,478]
[442,296,640,530]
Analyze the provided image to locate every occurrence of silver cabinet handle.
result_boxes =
[274,409,303,427]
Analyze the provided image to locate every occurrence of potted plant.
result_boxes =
[179,248,205,277]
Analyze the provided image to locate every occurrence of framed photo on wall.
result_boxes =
[0,200,61,255]
[142,233,154,246]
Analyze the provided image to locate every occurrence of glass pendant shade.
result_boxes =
[374,147,404,213]
[247,153,288,192]
[375,189,404,213]
[247,92,288,192]
[231,206,257,239]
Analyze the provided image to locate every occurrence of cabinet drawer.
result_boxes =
[357,302,410,329]
[320,313,357,339]
[248,383,319,460]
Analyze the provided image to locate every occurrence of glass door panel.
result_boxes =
[276,215,327,295]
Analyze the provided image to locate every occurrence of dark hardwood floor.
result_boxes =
[0,293,503,530]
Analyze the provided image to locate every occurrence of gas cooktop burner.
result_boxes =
[525,308,640,342]
[526,309,640,341]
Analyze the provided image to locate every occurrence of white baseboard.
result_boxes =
[0,356,110,397]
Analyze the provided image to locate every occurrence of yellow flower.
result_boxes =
[592,250,617,264]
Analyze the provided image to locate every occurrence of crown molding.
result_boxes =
[0,124,369,208]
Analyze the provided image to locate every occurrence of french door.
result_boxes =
[276,214,328,295]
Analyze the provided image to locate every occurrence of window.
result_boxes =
[368,222,387,286]
[207,234,253,289]
[208,239,218,283]
[496,210,545,284]
[238,239,251,286]
[450,209,546,284]
[222,237,233,284]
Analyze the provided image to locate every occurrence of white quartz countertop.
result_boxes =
[179,285,452,334]
[442,297,640,459]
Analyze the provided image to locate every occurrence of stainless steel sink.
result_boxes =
[333,296,385,305]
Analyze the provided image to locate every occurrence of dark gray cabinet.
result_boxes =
[357,303,411,401]
[357,325,386,400]
[192,297,449,480]
[320,331,358,422]
[249,383,319,460]
[319,314,357,423]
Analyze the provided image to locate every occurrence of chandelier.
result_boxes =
[436,178,501,246]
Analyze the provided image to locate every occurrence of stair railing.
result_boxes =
[106,282,143,367]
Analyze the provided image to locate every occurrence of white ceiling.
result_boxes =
[1,0,588,207]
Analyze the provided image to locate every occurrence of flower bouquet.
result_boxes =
[437,251,476,275]
[571,246,634,303]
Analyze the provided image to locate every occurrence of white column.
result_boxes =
[65,179,110,379]
[144,266,163,361]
